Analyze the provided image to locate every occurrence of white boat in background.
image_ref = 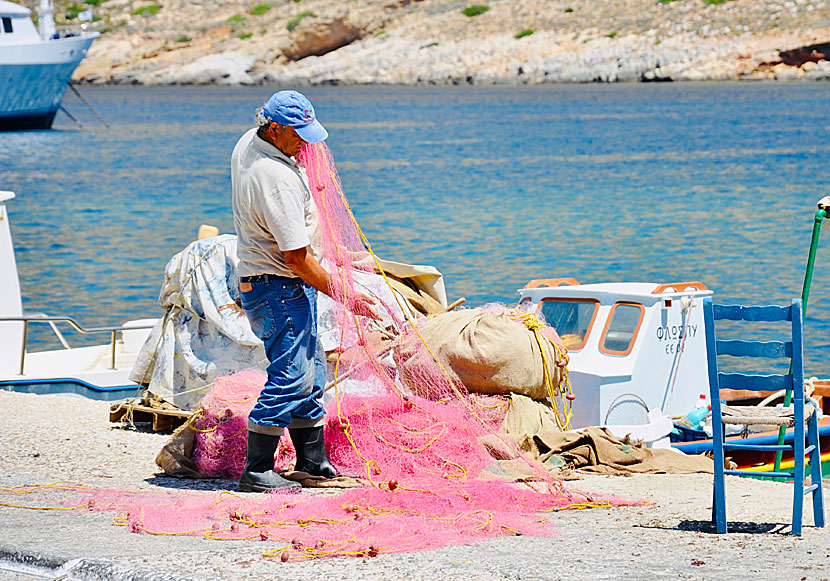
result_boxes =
[518,277,713,430]
[516,276,830,468]
[0,0,97,130]
[0,191,156,399]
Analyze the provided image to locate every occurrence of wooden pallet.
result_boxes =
[109,400,193,432]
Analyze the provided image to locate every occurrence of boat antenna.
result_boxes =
[67,84,110,128]
[38,0,56,40]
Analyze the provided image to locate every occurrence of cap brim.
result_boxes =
[295,119,328,143]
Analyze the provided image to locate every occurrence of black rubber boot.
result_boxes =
[290,426,338,478]
[238,431,301,492]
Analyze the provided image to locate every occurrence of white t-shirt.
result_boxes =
[231,128,322,279]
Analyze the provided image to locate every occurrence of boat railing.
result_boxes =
[51,23,95,39]
[0,315,155,375]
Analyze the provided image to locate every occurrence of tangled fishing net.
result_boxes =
[0,479,627,561]
[0,142,637,560]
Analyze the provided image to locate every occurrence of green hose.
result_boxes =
[774,207,827,472]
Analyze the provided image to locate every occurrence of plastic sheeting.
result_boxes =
[129,235,266,411]
[130,235,425,411]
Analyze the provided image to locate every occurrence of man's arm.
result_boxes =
[284,246,378,319]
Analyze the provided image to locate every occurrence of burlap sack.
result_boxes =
[155,421,207,478]
[499,394,714,475]
[393,308,565,400]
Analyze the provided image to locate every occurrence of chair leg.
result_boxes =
[793,421,806,536]
[807,413,825,528]
[712,420,728,533]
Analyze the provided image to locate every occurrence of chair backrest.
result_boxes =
[702,297,804,408]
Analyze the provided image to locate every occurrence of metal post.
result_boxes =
[18,320,28,375]
[110,329,117,370]
[775,206,827,472]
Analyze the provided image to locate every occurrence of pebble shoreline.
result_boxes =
[0,389,828,580]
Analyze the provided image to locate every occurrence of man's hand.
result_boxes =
[349,292,380,320]
[351,252,375,271]
[345,249,375,271]
[283,246,380,319]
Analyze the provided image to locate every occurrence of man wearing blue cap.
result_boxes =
[231,90,376,492]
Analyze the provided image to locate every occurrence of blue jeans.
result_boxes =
[240,277,326,434]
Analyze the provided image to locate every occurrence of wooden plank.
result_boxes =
[153,413,185,431]
[109,404,128,423]
[122,403,191,418]
[718,372,791,391]
[109,401,192,432]
[811,380,830,397]
[812,380,830,415]
[713,303,793,322]
[717,339,790,359]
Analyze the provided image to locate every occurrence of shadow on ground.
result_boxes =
[144,475,239,492]
[636,520,790,534]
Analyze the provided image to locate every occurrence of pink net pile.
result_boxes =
[189,369,297,479]
[0,480,627,560]
[0,143,637,559]
[325,391,509,482]
[190,368,511,484]
[189,369,260,478]
[90,480,618,558]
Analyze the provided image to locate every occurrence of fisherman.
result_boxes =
[231,90,377,492]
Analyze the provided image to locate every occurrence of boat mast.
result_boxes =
[38,0,56,40]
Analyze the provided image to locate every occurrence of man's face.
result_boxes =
[270,123,306,157]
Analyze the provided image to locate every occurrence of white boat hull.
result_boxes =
[0,34,96,129]
[0,341,144,400]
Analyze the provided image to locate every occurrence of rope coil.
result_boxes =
[513,312,574,430]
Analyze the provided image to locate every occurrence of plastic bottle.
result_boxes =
[684,394,710,429]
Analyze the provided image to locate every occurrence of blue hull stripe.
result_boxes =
[0,379,141,401]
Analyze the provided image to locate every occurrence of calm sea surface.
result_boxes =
[2,83,830,371]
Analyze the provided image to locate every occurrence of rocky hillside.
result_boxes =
[22,0,830,83]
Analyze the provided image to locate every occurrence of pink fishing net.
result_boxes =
[0,480,629,561]
[0,143,633,560]
[189,369,511,483]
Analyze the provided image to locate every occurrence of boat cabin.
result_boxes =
[518,278,713,429]
[0,1,40,45]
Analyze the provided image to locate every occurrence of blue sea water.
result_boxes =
[1,83,830,372]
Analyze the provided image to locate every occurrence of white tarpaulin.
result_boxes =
[130,235,267,411]
[130,235,431,411]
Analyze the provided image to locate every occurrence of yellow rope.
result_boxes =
[186,409,217,433]
[0,481,94,510]
[512,312,573,430]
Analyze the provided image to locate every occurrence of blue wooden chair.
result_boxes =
[703,297,825,535]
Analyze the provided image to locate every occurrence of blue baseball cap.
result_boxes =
[259,90,328,143]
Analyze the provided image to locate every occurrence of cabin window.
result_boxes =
[2,17,12,33]
[599,302,645,356]
[537,298,599,351]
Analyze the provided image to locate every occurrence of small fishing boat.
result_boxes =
[517,196,830,476]
[0,191,155,399]
[517,277,830,473]
[518,278,713,428]
[0,0,97,130]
